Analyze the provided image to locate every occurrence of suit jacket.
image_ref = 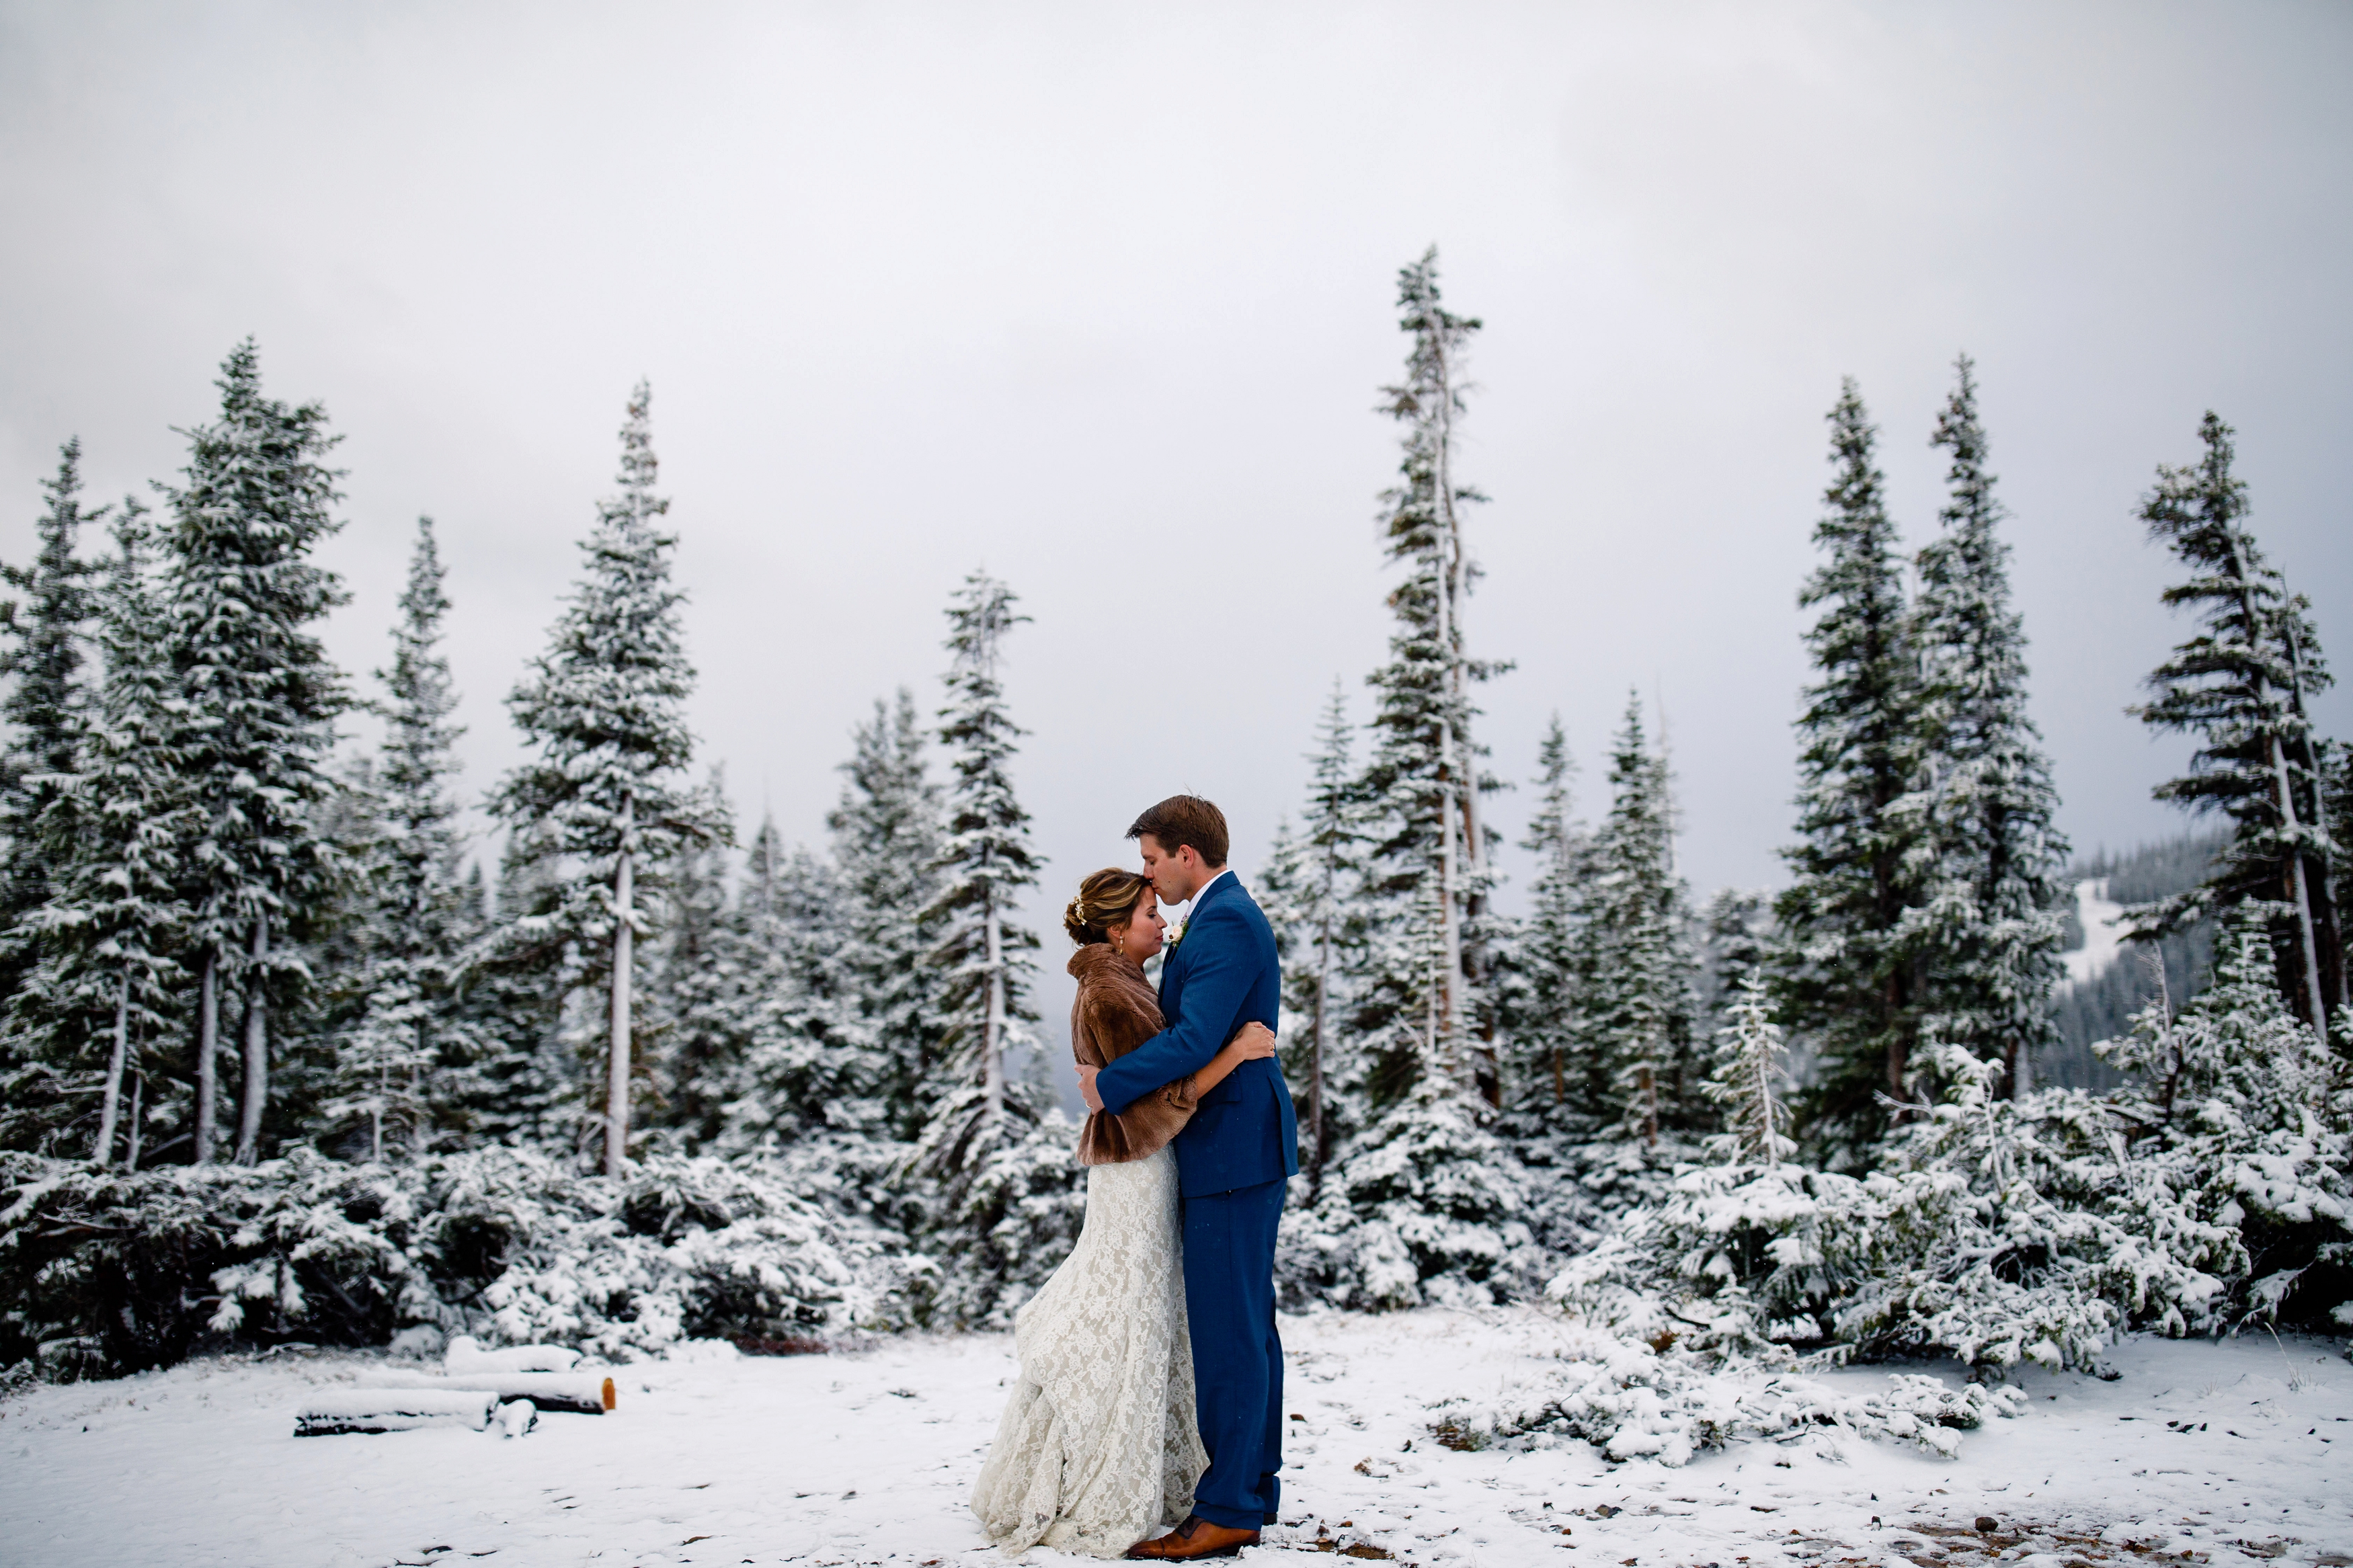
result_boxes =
[1094,871,1300,1198]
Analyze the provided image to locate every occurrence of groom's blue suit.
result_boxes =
[1094,871,1298,1532]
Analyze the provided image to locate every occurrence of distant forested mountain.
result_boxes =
[2040,828,2230,1089]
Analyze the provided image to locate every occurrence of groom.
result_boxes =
[1079,795,1298,1561]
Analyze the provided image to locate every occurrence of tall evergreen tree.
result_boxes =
[644,787,748,1152]
[2131,413,2342,1032]
[1283,253,1531,1310]
[1576,693,1704,1147]
[0,440,102,1000]
[1355,247,1507,1108]
[320,520,483,1159]
[908,572,1076,1325]
[918,573,1040,1142]
[1906,357,2069,1098]
[828,689,947,1142]
[1775,378,1923,1161]
[159,341,349,1165]
[491,380,727,1176]
[3,506,186,1160]
[1508,714,1586,1120]
[1271,680,1365,1193]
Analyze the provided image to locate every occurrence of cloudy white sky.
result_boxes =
[2,1,2348,1046]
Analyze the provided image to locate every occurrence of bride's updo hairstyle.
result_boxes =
[1065,867,1152,946]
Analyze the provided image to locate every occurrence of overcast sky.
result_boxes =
[2,1,2348,1055]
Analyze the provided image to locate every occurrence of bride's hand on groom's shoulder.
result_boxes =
[1230,1022,1277,1061]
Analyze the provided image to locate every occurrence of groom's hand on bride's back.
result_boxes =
[1077,1063,1104,1114]
[1229,1022,1277,1061]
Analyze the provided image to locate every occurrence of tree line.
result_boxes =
[1254,251,2347,1325]
[1,249,2347,1370]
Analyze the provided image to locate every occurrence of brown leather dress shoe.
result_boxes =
[1123,1515,1262,1559]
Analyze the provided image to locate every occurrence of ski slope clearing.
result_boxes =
[1,1311,2346,1568]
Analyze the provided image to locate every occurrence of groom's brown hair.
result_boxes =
[1127,795,1229,869]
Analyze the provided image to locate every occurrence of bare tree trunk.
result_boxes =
[2279,602,2345,1014]
[605,827,635,1179]
[1309,908,1329,1198]
[194,948,218,1164]
[982,891,1006,1124]
[237,917,269,1165]
[95,973,129,1163]
[126,1065,143,1170]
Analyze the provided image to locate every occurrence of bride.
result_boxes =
[969,867,1277,1559]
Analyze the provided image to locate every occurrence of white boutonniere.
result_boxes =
[1165,919,1188,950]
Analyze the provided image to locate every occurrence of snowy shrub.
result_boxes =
[1423,1319,2026,1467]
[409,1147,907,1358]
[1548,915,2353,1375]
[908,1106,1084,1331]
[0,1147,415,1379]
[1279,1079,1545,1311]
[0,1145,908,1380]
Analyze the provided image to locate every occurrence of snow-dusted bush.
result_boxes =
[1279,1079,1545,1311]
[907,1106,1084,1331]
[1548,913,2352,1375]
[407,1147,909,1358]
[1,1145,908,1380]
[1424,1319,2025,1467]
[0,1147,417,1378]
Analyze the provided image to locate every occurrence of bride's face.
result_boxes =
[1114,896,1166,965]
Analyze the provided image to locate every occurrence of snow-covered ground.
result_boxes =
[3,1311,2348,1568]
[2063,878,2130,988]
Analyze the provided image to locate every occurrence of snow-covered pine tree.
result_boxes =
[1356,247,1508,1106]
[715,822,905,1227]
[320,520,485,1161]
[1508,714,1586,1122]
[2131,413,2342,1032]
[920,574,1039,1139]
[462,837,573,1146]
[2085,904,2351,1331]
[1576,692,1705,1149]
[491,381,727,1176]
[827,689,947,1143]
[1702,977,1793,1166]
[0,440,102,1003]
[159,341,349,1165]
[907,572,1075,1325]
[1271,679,1366,1194]
[1698,889,1771,1026]
[644,784,747,1153]
[1774,378,1923,1163]
[1905,356,2069,1099]
[712,822,838,1146]
[4,505,187,1161]
[1284,253,1531,1310]
[2330,744,2353,994]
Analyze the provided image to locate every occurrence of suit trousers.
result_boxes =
[1179,1175,1287,1531]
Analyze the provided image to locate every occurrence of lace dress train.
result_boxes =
[970,1145,1207,1557]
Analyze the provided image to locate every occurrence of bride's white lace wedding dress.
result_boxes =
[969,1143,1207,1557]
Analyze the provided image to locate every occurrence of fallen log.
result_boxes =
[376,1368,616,1414]
[294,1387,497,1436]
[444,1334,579,1374]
